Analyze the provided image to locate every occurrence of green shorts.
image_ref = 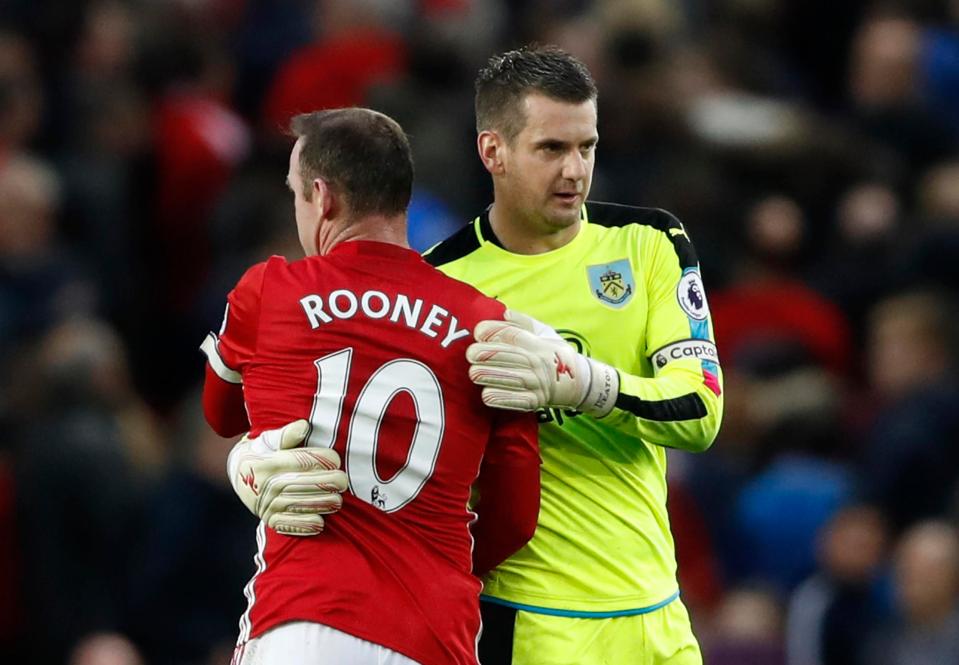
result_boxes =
[479,597,702,665]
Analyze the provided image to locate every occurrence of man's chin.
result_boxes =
[543,206,582,229]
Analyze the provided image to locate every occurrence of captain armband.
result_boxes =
[649,339,719,375]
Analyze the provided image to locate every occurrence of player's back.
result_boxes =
[235,241,507,664]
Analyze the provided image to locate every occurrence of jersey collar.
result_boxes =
[478,207,505,248]
[327,239,420,260]
[476,204,589,253]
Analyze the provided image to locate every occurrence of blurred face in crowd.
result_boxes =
[483,93,597,237]
[919,161,959,220]
[0,32,42,148]
[895,522,959,624]
[849,17,921,108]
[69,633,144,665]
[0,154,58,258]
[867,294,947,398]
[820,506,887,584]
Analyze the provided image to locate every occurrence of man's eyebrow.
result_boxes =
[534,138,568,148]
[533,137,598,148]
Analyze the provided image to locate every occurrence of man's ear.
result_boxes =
[477,130,507,175]
[313,178,336,220]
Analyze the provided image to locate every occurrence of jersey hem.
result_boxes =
[246,617,451,665]
[480,590,680,618]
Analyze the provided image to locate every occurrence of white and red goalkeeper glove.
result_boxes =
[467,310,619,417]
[228,419,348,536]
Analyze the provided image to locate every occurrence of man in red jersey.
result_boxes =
[200,108,540,665]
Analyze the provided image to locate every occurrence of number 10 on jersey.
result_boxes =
[307,348,445,513]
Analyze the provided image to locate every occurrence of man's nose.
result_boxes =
[562,150,588,181]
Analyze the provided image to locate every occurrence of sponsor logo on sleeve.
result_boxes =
[677,270,709,320]
[651,339,719,374]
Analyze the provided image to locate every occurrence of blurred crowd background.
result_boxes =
[1,0,958,663]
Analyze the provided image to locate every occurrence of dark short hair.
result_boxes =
[289,108,413,217]
[475,45,598,141]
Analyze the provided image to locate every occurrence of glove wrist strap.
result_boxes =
[577,358,619,418]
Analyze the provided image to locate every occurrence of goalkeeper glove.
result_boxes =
[228,419,348,536]
[467,309,619,417]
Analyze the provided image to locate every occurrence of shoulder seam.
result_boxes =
[586,201,678,231]
[586,201,698,270]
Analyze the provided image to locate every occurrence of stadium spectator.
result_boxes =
[786,505,889,665]
[906,160,959,292]
[0,153,92,358]
[866,521,959,665]
[0,30,41,151]
[703,585,786,665]
[124,396,253,665]
[14,318,158,663]
[261,1,408,136]
[710,195,852,378]
[68,633,145,665]
[809,182,904,338]
[847,14,958,178]
[860,290,959,529]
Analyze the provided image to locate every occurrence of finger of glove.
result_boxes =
[502,309,538,332]
[255,470,349,515]
[267,512,326,536]
[254,447,342,478]
[466,342,535,368]
[481,387,541,411]
[268,491,343,515]
[475,322,552,354]
[504,309,563,340]
[234,446,342,505]
[468,364,538,390]
[257,419,310,452]
[473,319,528,344]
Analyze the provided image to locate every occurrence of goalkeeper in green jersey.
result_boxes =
[422,45,723,664]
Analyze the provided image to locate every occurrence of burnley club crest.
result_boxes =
[587,259,635,309]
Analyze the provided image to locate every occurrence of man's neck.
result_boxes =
[318,215,409,255]
[488,201,580,255]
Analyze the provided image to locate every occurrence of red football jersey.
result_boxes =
[204,241,539,665]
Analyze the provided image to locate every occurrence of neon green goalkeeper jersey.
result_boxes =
[424,202,724,615]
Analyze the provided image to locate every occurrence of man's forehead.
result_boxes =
[518,93,597,139]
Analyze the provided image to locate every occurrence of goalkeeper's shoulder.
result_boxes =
[423,219,481,268]
[585,201,681,230]
[585,201,698,261]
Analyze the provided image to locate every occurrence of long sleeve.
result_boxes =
[199,261,267,437]
[471,410,541,577]
[608,219,724,452]
[201,364,249,437]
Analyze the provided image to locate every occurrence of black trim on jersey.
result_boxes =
[479,600,517,665]
[615,392,707,421]
[586,201,699,270]
[423,219,481,267]
[477,208,506,249]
